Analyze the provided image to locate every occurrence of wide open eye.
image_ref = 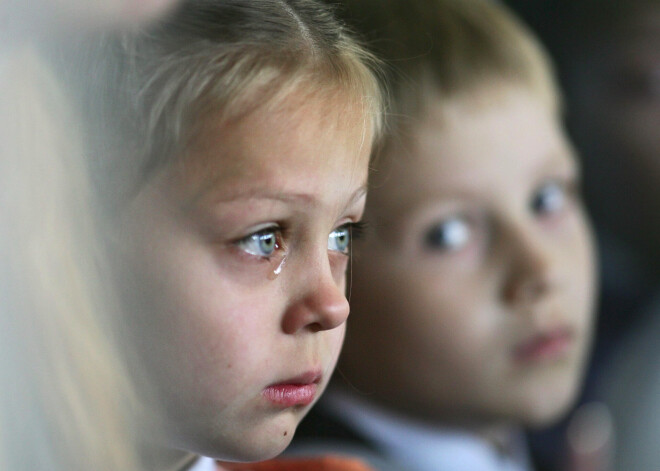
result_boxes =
[424,216,471,252]
[237,227,281,258]
[531,181,567,217]
[328,225,351,254]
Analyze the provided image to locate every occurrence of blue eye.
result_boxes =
[531,181,566,216]
[424,217,471,252]
[328,225,351,254]
[237,228,280,258]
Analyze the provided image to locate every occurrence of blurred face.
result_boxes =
[342,86,596,429]
[116,88,371,462]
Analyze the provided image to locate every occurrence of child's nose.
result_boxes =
[501,224,556,306]
[281,254,350,334]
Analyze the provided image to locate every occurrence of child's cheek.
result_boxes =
[211,246,288,286]
[329,253,350,289]
[567,212,597,339]
[320,324,347,388]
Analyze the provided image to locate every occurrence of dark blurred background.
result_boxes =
[502,1,660,470]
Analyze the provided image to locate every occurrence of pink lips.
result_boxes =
[514,328,573,363]
[262,371,321,408]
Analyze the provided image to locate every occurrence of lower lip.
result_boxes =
[262,384,318,407]
[514,330,573,363]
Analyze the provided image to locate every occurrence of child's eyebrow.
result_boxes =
[209,183,367,209]
[534,149,580,179]
[182,183,313,209]
[346,184,368,208]
[218,190,317,205]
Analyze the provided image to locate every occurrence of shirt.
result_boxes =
[323,390,533,471]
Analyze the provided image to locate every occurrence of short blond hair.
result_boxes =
[333,0,559,142]
[71,0,383,209]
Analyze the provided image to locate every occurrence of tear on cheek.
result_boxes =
[267,254,287,281]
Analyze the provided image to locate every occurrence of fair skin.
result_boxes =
[341,85,596,442]
[115,86,372,469]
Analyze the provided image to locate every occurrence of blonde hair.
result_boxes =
[333,0,560,142]
[71,0,384,210]
[0,47,138,471]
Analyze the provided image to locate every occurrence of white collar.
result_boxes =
[322,390,532,471]
[189,456,217,471]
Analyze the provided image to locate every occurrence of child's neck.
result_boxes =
[331,387,523,455]
[475,422,520,455]
[420,414,519,454]
[373,393,522,450]
[138,439,198,471]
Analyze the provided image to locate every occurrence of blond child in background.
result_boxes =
[292,0,597,470]
[64,1,383,470]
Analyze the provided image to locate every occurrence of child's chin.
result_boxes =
[214,441,291,466]
[521,387,579,428]
[221,419,299,463]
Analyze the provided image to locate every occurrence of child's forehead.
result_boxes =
[155,86,372,206]
[186,79,372,149]
[386,85,561,159]
[422,81,552,118]
[202,73,376,133]
[367,85,575,212]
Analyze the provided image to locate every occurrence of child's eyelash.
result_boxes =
[553,176,583,202]
[345,221,368,240]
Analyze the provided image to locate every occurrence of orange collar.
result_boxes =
[219,455,374,471]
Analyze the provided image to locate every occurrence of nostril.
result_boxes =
[308,322,323,333]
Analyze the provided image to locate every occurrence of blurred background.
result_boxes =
[502,1,660,470]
